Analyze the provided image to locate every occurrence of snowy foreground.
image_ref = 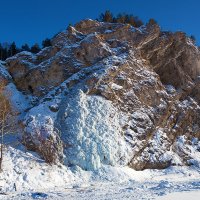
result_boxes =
[0,147,200,199]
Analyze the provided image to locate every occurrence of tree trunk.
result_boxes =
[0,144,3,171]
[0,113,5,172]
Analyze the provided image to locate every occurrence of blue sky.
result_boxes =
[0,0,199,46]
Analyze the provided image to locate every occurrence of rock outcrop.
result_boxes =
[2,19,200,170]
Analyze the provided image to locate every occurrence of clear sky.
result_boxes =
[0,0,199,46]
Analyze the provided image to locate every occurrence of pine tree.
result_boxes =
[116,13,126,24]
[31,43,41,54]
[147,18,158,26]
[133,16,143,27]
[9,42,17,57]
[190,35,196,43]
[21,43,30,52]
[0,43,3,60]
[98,11,144,28]
[42,38,52,48]
[99,10,113,23]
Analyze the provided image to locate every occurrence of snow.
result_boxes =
[175,136,200,167]
[81,33,98,44]
[0,62,12,80]
[0,146,78,194]
[62,90,132,170]
[5,83,31,114]
[186,37,199,51]
[165,85,176,94]
[104,30,113,33]
[23,98,60,147]
[156,191,200,200]
[111,83,123,90]
[1,146,200,200]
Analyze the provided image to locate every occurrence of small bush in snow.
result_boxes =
[0,80,18,171]
[23,117,64,165]
[38,135,63,164]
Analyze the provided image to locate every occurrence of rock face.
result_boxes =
[2,19,200,170]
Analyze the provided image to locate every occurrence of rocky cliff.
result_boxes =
[1,19,200,171]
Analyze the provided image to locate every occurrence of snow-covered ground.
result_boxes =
[156,191,200,200]
[1,146,200,200]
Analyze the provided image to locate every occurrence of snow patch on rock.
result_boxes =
[5,83,31,114]
[0,62,12,80]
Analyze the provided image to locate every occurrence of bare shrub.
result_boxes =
[0,80,17,171]
[37,134,63,164]
[22,120,63,165]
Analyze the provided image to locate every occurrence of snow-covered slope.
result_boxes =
[1,146,200,199]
